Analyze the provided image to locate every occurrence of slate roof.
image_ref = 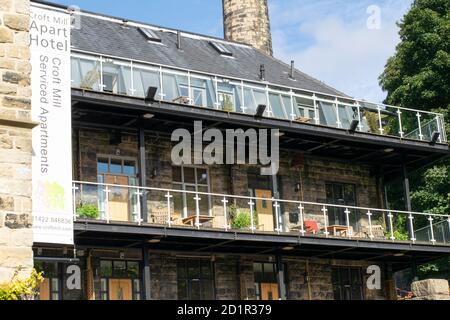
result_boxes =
[37,0,347,97]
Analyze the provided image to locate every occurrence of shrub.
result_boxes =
[229,204,258,229]
[76,204,99,219]
[0,268,43,300]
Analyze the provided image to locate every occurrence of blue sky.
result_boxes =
[50,0,413,102]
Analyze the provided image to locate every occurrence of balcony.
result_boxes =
[70,51,447,145]
[73,181,450,247]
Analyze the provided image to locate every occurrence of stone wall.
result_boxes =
[146,252,388,300]
[74,129,382,230]
[285,258,386,300]
[0,0,33,283]
[223,0,273,56]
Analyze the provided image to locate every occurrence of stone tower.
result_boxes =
[0,0,34,283]
[223,0,273,56]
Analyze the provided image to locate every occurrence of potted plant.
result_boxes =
[222,94,234,112]
[229,204,258,230]
[76,204,100,220]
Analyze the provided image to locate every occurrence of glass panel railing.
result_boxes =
[70,53,447,144]
[74,181,450,246]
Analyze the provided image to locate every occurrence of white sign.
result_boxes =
[31,6,73,245]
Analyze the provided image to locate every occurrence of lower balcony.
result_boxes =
[73,181,450,246]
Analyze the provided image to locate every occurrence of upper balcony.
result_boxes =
[70,51,448,145]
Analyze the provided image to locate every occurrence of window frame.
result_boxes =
[177,258,215,300]
[172,165,212,218]
[331,266,364,300]
[97,259,142,301]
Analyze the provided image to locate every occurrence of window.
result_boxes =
[177,259,215,300]
[139,27,161,42]
[325,182,357,226]
[295,96,315,120]
[332,267,364,300]
[34,261,64,300]
[97,157,137,177]
[180,84,207,107]
[172,166,210,218]
[209,41,232,56]
[96,260,142,300]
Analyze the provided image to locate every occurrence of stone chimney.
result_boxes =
[223,0,273,56]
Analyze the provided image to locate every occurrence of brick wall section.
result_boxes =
[223,0,273,56]
[0,0,33,283]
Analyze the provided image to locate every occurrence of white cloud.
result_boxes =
[270,0,413,103]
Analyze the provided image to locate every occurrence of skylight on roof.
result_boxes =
[209,41,233,56]
[139,27,161,43]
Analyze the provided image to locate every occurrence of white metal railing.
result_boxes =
[70,50,448,144]
[73,181,450,246]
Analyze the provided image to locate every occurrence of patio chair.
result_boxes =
[304,220,320,234]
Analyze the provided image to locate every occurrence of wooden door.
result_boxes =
[109,279,133,300]
[105,175,129,222]
[261,283,279,300]
[38,278,50,300]
[255,189,273,231]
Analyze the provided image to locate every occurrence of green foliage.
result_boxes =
[379,0,450,116]
[380,0,450,277]
[0,268,44,300]
[222,95,234,112]
[76,204,100,219]
[411,165,450,216]
[229,204,257,229]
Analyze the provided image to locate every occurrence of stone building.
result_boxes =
[0,0,449,300]
[0,0,34,284]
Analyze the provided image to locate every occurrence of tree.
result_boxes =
[379,0,450,278]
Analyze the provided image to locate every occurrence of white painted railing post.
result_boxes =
[313,94,320,125]
[298,203,305,236]
[377,105,384,135]
[345,208,351,238]
[248,199,256,233]
[416,113,424,140]
[428,216,436,244]
[397,108,404,138]
[222,197,230,231]
[135,189,142,225]
[335,98,342,128]
[355,103,363,132]
[103,186,110,223]
[165,191,173,227]
[72,183,78,221]
[387,212,395,241]
[408,213,416,243]
[322,206,329,237]
[435,115,442,143]
[194,193,201,229]
[367,211,374,240]
[273,200,281,234]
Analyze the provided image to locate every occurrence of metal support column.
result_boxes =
[138,123,148,222]
[402,162,413,240]
[276,255,287,300]
[142,245,151,300]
